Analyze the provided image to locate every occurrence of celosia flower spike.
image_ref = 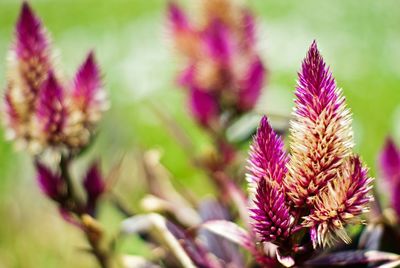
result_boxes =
[83,162,105,215]
[4,1,52,145]
[247,116,288,190]
[35,71,66,149]
[302,156,373,248]
[36,161,65,201]
[379,137,400,218]
[188,87,219,128]
[251,178,292,243]
[71,52,103,110]
[285,41,353,207]
[15,2,49,59]
[379,137,400,183]
[65,52,106,149]
[167,1,189,32]
[247,116,291,244]
[238,57,265,111]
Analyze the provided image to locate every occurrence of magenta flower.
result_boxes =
[65,52,107,149]
[247,41,372,249]
[4,2,52,148]
[379,137,400,218]
[36,71,66,147]
[3,2,107,154]
[379,137,400,183]
[285,41,354,208]
[83,162,106,214]
[188,87,219,128]
[167,1,266,129]
[36,161,65,201]
[303,156,373,248]
[251,178,292,243]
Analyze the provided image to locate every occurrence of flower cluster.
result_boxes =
[248,41,373,249]
[3,3,107,155]
[167,0,266,128]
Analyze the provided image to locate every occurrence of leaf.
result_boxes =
[276,248,295,268]
[121,213,197,268]
[198,199,244,267]
[121,213,220,268]
[201,220,253,252]
[306,250,400,266]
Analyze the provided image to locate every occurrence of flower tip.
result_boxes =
[19,1,35,24]
[83,161,105,199]
[35,161,63,200]
[167,1,188,30]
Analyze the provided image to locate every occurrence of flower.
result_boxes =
[64,52,107,149]
[167,0,266,128]
[247,116,288,191]
[379,137,400,218]
[247,41,372,249]
[36,161,65,201]
[248,117,292,243]
[35,71,66,149]
[302,156,373,248]
[3,2,107,155]
[83,162,106,215]
[285,41,354,208]
[3,2,52,150]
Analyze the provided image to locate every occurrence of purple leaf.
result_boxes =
[201,220,253,252]
[306,250,400,266]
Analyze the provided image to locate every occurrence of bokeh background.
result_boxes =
[0,0,400,267]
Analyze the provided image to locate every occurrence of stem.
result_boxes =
[58,156,111,268]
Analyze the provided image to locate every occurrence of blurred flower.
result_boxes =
[167,0,266,128]
[36,161,65,201]
[3,2,107,155]
[83,162,106,215]
[64,52,107,149]
[3,2,52,151]
[35,71,66,150]
[379,137,400,218]
[246,41,372,249]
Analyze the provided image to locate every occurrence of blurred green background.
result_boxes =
[0,0,400,267]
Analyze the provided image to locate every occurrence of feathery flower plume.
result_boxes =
[167,0,266,128]
[285,41,354,208]
[379,137,400,218]
[303,156,373,248]
[65,52,107,149]
[251,178,292,243]
[35,72,66,150]
[247,116,288,190]
[4,2,52,149]
[3,2,107,155]
[247,117,292,244]
[245,42,372,250]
